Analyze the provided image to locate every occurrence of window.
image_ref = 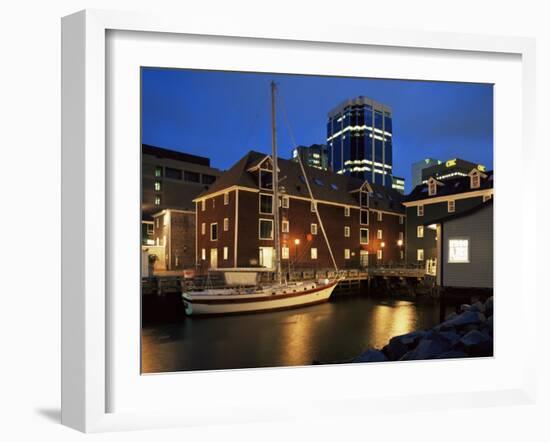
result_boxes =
[223,218,229,231]
[360,210,369,225]
[399,232,404,241]
[360,228,369,244]
[259,194,273,214]
[314,178,323,186]
[282,220,289,233]
[417,226,424,238]
[165,167,182,180]
[163,214,168,225]
[470,172,480,189]
[311,201,316,212]
[154,166,162,177]
[154,181,161,191]
[210,223,218,241]
[146,223,154,235]
[344,249,350,260]
[377,229,383,240]
[448,200,455,213]
[344,226,350,237]
[259,169,273,189]
[212,198,215,209]
[155,218,159,229]
[400,250,404,260]
[282,246,289,260]
[154,195,161,206]
[223,247,229,260]
[259,219,273,240]
[201,223,205,235]
[377,211,383,222]
[344,206,350,217]
[483,194,492,202]
[399,216,404,225]
[184,170,200,183]
[417,249,424,261]
[201,248,206,260]
[311,223,318,235]
[282,196,289,208]
[428,180,437,196]
[224,192,229,205]
[201,200,205,211]
[448,238,469,263]
[377,250,383,260]
[311,248,318,260]
[417,205,424,216]
[202,174,216,185]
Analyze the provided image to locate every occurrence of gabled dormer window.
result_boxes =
[470,171,480,189]
[428,178,438,196]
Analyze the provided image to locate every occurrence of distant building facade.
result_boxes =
[291,144,329,170]
[194,151,405,273]
[327,96,393,187]
[391,175,405,194]
[403,168,493,274]
[411,158,442,188]
[421,158,486,184]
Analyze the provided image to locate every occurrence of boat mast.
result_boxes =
[271,81,283,285]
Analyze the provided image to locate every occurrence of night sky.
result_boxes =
[141,68,493,192]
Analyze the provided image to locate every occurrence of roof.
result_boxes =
[423,199,493,226]
[142,144,212,167]
[196,150,405,214]
[405,170,493,203]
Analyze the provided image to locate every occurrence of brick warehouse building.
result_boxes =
[194,151,405,273]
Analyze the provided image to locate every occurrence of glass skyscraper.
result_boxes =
[327,96,393,186]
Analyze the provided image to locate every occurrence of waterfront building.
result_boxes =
[411,158,442,188]
[402,168,493,272]
[391,175,405,194]
[326,96,393,187]
[194,151,405,272]
[421,157,486,184]
[291,144,329,170]
[427,200,493,289]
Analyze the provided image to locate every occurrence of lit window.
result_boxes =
[201,248,206,260]
[282,246,289,260]
[259,219,273,240]
[155,218,159,229]
[344,249,350,260]
[311,223,318,235]
[377,250,383,260]
[400,250,404,260]
[344,226,350,237]
[259,194,273,214]
[201,223,205,235]
[417,226,424,238]
[146,223,154,235]
[417,249,424,261]
[428,180,437,196]
[448,238,469,263]
[470,173,480,189]
[163,214,168,225]
[417,205,424,216]
[311,248,318,260]
[377,229,383,239]
[210,223,218,241]
[224,218,229,232]
[399,216,404,225]
[448,200,455,213]
[154,166,162,177]
[201,200,205,212]
[282,196,289,208]
[154,181,161,191]
[224,192,229,205]
[399,232,404,241]
[282,220,289,233]
[212,198,215,209]
[377,212,383,222]
[360,228,369,244]
[344,206,350,217]
[311,201,316,212]
[154,195,161,206]
[223,247,229,260]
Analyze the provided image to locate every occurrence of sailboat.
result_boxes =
[182,82,340,315]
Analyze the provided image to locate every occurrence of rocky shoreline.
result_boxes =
[317,296,494,364]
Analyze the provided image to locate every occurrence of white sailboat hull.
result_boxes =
[183,281,338,316]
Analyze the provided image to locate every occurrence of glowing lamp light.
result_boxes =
[397,239,403,247]
[294,239,300,245]
[380,242,385,248]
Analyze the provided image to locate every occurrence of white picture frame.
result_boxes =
[61,9,537,433]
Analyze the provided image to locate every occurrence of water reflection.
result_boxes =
[141,295,451,373]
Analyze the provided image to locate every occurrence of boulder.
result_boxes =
[384,338,409,361]
[445,312,458,321]
[460,304,471,312]
[353,349,388,363]
[400,338,446,361]
[470,301,485,313]
[435,350,468,359]
[459,330,493,357]
[437,311,485,330]
[484,297,494,316]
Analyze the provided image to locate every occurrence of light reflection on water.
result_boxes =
[141,295,451,374]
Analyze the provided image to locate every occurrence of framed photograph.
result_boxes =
[61,9,537,433]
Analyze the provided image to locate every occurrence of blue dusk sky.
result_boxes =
[141,68,493,192]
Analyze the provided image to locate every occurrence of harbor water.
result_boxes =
[141,294,458,373]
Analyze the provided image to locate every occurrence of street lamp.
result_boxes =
[397,239,403,247]
[380,242,385,248]
[294,238,300,263]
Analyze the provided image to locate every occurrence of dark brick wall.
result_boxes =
[169,211,195,269]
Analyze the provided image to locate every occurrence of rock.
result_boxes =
[445,312,458,321]
[460,304,471,312]
[400,339,446,361]
[470,301,485,313]
[459,330,493,357]
[481,315,494,337]
[353,349,388,363]
[384,338,409,361]
[484,297,494,316]
[394,331,427,347]
[435,350,468,359]
[437,311,485,330]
